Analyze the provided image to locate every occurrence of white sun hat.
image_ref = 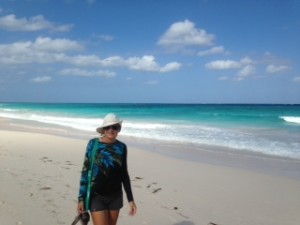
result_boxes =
[96,113,122,134]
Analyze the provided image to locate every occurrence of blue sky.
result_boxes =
[0,0,299,103]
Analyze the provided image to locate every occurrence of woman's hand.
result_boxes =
[77,201,85,214]
[128,201,137,216]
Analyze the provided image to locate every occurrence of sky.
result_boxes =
[0,0,299,104]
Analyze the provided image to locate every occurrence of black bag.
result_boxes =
[71,212,90,225]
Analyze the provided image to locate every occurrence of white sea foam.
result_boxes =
[29,114,101,132]
[281,116,300,124]
[0,111,99,132]
[1,109,300,159]
[125,122,167,129]
[3,108,19,112]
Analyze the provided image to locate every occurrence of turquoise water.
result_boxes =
[1,103,300,159]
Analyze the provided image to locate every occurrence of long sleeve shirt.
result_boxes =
[78,138,134,203]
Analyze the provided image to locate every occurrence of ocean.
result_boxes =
[0,103,300,159]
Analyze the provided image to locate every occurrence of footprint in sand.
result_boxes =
[61,166,70,170]
[66,160,76,166]
[40,156,53,163]
[39,186,52,190]
[152,188,162,193]
[146,182,162,193]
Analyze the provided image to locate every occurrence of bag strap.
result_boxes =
[85,138,98,211]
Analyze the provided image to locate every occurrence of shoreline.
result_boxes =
[1,118,300,225]
[2,117,300,180]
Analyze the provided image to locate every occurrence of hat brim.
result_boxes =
[96,121,122,134]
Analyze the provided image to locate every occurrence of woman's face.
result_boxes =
[103,124,120,139]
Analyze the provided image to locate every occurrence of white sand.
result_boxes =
[1,127,300,225]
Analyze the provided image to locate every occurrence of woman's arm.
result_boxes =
[121,144,134,202]
[121,144,137,216]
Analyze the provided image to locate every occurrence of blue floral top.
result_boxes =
[78,138,134,203]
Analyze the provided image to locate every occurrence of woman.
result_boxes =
[77,113,137,225]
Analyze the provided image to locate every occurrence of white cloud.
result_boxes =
[240,57,254,65]
[57,54,181,73]
[157,20,214,49]
[0,37,83,64]
[70,55,103,66]
[0,38,181,73]
[198,46,225,56]
[60,68,116,78]
[293,77,300,83]
[0,37,83,53]
[127,55,160,72]
[125,55,181,73]
[205,60,241,70]
[266,64,290,74]
[100,56,126,67]
[0,14,73,32]
[160,62,182,73]
[206,57,256,81]
[33,37,83,52]
[237,65,256,78]
[205,57,254,70]
[30,76,52,83]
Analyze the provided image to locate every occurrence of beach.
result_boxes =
[1,118,300,225]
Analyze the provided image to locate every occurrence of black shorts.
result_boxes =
[90,191,123,212]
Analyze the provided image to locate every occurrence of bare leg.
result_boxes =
[91,211,109,225]
[107,210,120,225]
[91,210,120,225]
